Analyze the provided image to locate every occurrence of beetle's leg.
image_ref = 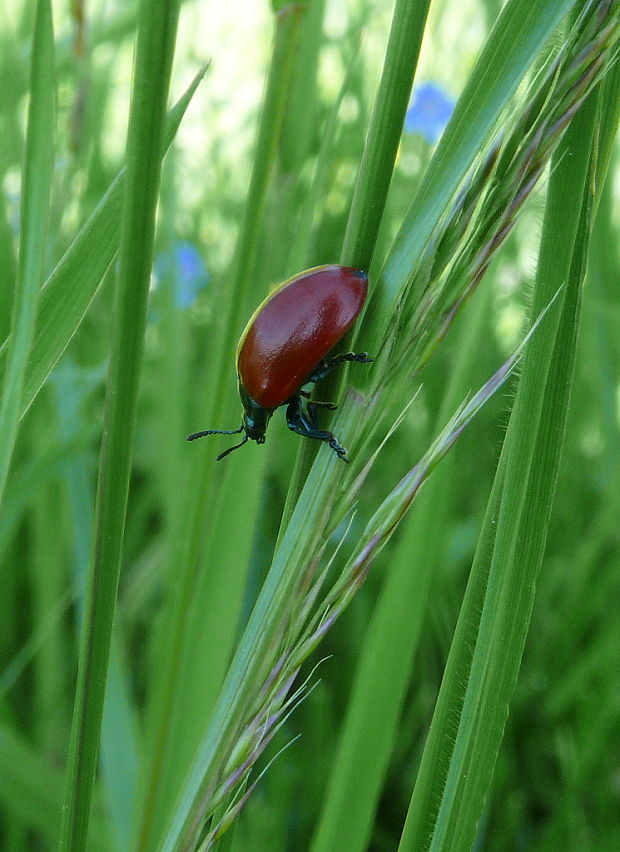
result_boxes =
[286,396,349,462]
[307,351,374,384]
[305,400,338,430]
[299,388,338,410]
[306,401,320,429]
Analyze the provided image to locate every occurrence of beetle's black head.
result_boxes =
[186,386,273,460]
[240,384,272,443]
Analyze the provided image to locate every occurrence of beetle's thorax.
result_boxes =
[239,382,272,443]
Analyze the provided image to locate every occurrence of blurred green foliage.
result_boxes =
[0,1,618,851]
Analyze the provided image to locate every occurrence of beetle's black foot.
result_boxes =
[287,396,350,461]
[305,399,338,430]
[331,351,374,366]
[329,436,349,462]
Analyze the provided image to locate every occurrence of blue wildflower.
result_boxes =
[405,83,454,144]
[154,240,209,309]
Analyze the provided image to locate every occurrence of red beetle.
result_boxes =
[187,264,372,461]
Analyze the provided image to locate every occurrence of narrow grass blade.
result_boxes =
[285,0,432,508]
[58,2,181,849]
[50,359,141,852]
[0,0,54,505]
[0,199,17,341]
[0,65,207,424]
[340,0,432,270]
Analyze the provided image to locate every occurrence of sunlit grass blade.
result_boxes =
[58,1,181,849]
[0,0,54,505]
[340,0,431,270]
[398,69,607,852]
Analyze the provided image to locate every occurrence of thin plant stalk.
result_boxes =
[58,2,180,849]
[340,0,432,270]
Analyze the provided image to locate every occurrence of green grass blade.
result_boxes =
[398,75,604,852]
[155,3,595,846]
[361,0,578,355]
[58,2,181,849]
[0,66,206,425]
[136,9,309,850]
[311,287,491,852]
[593,52,620,203]
[0,0,54,505]
[285,0,431,506]
[340,0,431,270]
[49,361,141,851]
[0,198,17,342]
[0,723,109,851]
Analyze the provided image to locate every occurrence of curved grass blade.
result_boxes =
[0,64,207,426]
[0,0,55,506]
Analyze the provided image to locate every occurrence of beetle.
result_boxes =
[187,264,372,461]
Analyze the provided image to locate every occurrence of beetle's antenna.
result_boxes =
[216,434,249,460]
[186,424,244,441]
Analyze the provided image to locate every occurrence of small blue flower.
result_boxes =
[154,241,209,309]
[405,83,454,144]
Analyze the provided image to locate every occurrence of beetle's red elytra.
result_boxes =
[187,264,372,461]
